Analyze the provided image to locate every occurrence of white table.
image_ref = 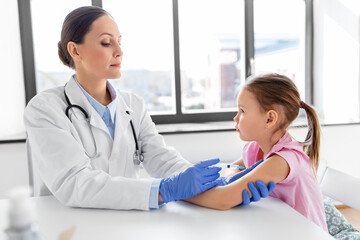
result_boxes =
[0,196,333,240]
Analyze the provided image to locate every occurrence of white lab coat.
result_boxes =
[24,77,191,210]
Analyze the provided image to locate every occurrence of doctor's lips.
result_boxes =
[110,63,121,67]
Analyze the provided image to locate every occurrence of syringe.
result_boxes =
[214,163,244,169]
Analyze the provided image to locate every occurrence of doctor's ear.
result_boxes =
[265,110,278,129]
[67,41,81,62]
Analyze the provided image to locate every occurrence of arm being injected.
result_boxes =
[186,156,286,210]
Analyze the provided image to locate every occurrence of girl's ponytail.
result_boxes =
[301,101,321,175]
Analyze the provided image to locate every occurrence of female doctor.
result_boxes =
[24,6,273,210]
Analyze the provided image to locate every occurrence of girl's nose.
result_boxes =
[233,113,238,122]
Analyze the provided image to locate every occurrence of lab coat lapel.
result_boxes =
[108,93,133,175]
[113,93,133,140]
[64,77,111,136]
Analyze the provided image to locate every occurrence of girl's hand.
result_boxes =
[223,168,241,177]
[223,159,245,177]
[216,160,264,186]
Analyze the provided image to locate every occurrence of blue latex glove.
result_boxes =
[241,181,276,206]
[216,159,264,186]
[159,158,221,203]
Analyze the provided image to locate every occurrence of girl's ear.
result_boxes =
[266,110,278,129]
[67,41,81,62]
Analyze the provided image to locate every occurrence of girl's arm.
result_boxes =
[186,154,289,210]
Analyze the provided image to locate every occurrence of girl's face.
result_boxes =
[76,15,123,80]
[233,89,268,141]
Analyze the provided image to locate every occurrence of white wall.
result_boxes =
[1,124,359,199]
[0,142,28,199]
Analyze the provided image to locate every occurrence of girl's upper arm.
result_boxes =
[219,155,290,208]
[236,154,290,186]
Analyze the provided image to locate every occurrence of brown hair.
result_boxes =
[244,73,321,175]
[58,6,109,69]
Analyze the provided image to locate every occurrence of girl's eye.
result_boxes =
[101,42,110,46]
[240,109,245,113]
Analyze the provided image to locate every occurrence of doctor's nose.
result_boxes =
[114,46,123,58]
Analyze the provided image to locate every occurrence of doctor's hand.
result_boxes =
[240,181,276,206]
[159,158,221,203]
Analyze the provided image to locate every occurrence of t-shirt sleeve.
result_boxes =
[242,141,259,168]
[271,148,301,183]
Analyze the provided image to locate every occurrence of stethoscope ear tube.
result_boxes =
[64,87,89,121]
[128,120,139,151]
[65,104,89,121]
[127,111,144,164]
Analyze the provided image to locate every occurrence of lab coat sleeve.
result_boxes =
[24,93,153,210]
[126,94,192,178]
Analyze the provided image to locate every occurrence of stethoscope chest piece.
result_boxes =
[133,149,144,165]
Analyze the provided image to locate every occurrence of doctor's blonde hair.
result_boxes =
[244,73,321,176]
[58,6,110,69]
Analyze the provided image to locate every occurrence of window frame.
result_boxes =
[18,0,313,124]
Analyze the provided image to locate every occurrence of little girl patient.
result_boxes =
[190,73,327,231]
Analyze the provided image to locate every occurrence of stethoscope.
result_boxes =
[64,87,144,165]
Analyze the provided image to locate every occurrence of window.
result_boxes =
[0,0,26,141]
[30,0,91,92]
[254,0,306,100]
[314,0,360,124]
[19,0,310,126]
[102,0,176,114]
[178,0,244,113]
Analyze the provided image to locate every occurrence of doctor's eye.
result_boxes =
[101,42,111,47]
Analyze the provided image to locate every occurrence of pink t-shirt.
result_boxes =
[243,132,327,231]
